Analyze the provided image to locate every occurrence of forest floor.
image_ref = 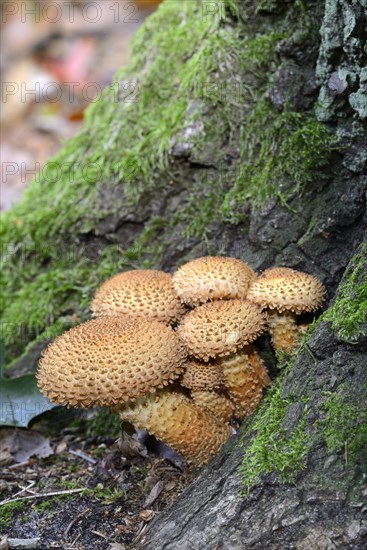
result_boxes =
[0,409,196,549]
[1,0,160,211]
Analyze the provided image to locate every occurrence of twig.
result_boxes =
[8,460,31,470]
[91,530,108,540]
[68,532,81,549]
[64,507,91,536]
[69,449,97,465]
[133,522,150,544]
[7,481,36,500]
[0,488,86,507]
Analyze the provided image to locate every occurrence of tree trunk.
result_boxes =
[1,0,366,547]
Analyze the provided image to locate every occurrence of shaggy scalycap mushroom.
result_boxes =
[181,360,223,390]
[117,390,232,465]
[172,256,256,306]
[261,267,297,278]
[247,268,325,314]
[177,299,266,361]
[91,269,185,324]
[37,317,187,407]
[247,267,325,354]
[190,391,234,423]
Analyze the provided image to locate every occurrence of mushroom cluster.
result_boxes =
[37,258,325,465]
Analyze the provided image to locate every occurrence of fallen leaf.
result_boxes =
[139,509,155,522]
[0,535,9,550]
[0,374,54,428]
[164,480,177,491]
[117,431,148,459]
[0,427,53,464]
[6,538,41,549]
[143,480,165,508]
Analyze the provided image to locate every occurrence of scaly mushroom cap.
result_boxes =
[177,299,266,361]
[172,256,256,306]
[181,360,223,390]
[90,269,185,324]
[191,390,234,423]
[117,390,232,465]
[217,346,270,418]
[37,317,187,407]
[261,267,297,278]
[247,270,325,314]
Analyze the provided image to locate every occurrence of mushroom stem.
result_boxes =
[218,346,270,418]
[267,309,299,354]
[116,390,232,465]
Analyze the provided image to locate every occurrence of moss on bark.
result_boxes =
[1,0,335,363]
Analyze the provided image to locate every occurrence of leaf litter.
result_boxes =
[0,408,196,549]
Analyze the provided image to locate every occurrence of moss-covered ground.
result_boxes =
[1,0,335,363]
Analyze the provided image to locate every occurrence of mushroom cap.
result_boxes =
[177,299,266,361]
[181,360,223,390]
[191,390,234,423]
[247,269,325,314]
[37,317,187,407]
[261,267,297,278]
[172,256,256,306]
[117,389,232,465]
[90,269,185,324]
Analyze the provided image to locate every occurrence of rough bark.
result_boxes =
[1,0,366,547]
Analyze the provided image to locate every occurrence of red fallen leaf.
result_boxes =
[68,111,85,122]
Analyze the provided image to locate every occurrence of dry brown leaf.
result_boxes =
[0,428,53,464]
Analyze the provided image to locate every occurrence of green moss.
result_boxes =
[32,499,56,513]
[221,104,336,223]
[88,485,124,503]
[86,408,122,439]
[0,0,237,361]
[0,501,26,531]
[241,371,311,493]
[0,0,332,362]
[317,390,367,464]
[322,243,367,342]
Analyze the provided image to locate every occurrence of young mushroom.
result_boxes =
[180,360,234,422]
[177,299,267,361]
[37,317,230,465]
[247,267,326,354]
[173,256,257,306]
[91,269,185,324]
